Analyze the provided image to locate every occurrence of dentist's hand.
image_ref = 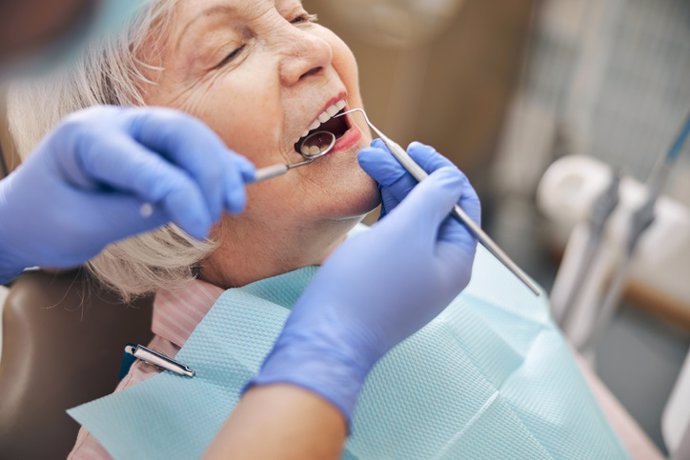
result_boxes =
[251,141,480,424]
[0,106,255,283]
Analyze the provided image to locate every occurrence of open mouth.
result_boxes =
[294,100,352,156]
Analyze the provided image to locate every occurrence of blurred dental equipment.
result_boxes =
[339,108,541,297]
[253,131,336,183]
[582,112,690,355]
[552,171,621,327]
[663,350,690,460]
[540,112,690,355]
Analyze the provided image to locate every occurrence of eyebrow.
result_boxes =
[177,5,238,49]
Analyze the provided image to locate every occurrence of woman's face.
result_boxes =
[142,0,379,284]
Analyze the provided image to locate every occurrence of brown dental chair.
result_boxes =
[0,269,154,459]
[0,95,154,459]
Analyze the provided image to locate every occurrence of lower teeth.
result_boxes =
[301,145,322,156]
[299,131,337,158]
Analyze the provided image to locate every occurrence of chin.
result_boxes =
[320,167,381,221]
[297,128,380,221]
[345,182,381,218]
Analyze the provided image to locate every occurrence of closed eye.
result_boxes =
[214,45,246,69]
[291,13,318,25]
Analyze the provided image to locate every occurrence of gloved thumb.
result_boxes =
[358,146,406,187]
[381,166,465,236]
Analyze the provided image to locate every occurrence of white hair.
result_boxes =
[7,0,216,301]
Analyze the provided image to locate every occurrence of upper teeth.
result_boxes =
[301,99,347,139]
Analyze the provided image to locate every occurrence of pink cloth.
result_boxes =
[68,279,223,460]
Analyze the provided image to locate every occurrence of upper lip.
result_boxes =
[295,90,348,144]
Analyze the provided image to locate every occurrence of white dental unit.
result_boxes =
[537,111,690,459]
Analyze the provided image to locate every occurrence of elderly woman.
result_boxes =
[7,1,651,459]
[11,0,380,297]
[8,0,481,457]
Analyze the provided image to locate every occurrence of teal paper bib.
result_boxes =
[69,246,628,459]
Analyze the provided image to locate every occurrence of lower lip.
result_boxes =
[330,124,362,154]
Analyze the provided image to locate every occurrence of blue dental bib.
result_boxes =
[68,246,628,459]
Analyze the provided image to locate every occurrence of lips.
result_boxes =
[329,122,362,154]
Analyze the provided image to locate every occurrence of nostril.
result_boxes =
[300,66,323,80]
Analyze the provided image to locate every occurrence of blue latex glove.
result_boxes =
[0,105,255,283]
[252,141,481,423]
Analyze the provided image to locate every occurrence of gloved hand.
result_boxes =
[252,141,481,424]
[0,105,255,283]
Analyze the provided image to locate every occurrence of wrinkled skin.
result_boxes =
[140,0,379,287]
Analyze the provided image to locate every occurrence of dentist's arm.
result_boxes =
[205,142,481,460]
[0,106,255,283]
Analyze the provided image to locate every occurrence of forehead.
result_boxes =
[169,0,302,42]
[172,0,296,22]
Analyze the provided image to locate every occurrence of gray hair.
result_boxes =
[7,0,216,300]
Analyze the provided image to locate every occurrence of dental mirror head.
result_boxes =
[253,130,338,183]
[298,130,336,161]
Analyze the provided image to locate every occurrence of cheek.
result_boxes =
[191,62,285,167]
[326,33,362,103]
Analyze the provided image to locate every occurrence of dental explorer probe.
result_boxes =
[338,108,542,297]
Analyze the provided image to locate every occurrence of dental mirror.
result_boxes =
[299,130,336,160]
[254,130,336,183]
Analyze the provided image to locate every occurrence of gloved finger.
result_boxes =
[358,145,407,187]
[380,166,465,247]
[405,142,455,172]
[225,153,255,214]
[366,139,456,182]
[230,153,257,182]
[358,145,418,217]
[360,140,466,220]
[437,175,482,247]
[76,192,170,250]
[365,139,462,199]
[406,142,480,238]
[126,108,244,222]
[74,132,213,239]
[394,142,459,217]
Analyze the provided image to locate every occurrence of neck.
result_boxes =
[200,214,360,289]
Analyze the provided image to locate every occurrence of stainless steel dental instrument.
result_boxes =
[254,131,336,183]
[124,343,195,378]
[140,132,336,215]
[338,108,542,297]
[138,132,336,216]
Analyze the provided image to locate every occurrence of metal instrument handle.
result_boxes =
[380,135,541,297]
[254,164,289,183]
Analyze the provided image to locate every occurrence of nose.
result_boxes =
[278,27,333,86]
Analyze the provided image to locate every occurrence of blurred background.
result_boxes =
[303,0,690,453]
